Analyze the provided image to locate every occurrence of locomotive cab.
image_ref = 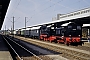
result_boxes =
[40,25,50,40]
[64,23,82,45]
[55,27,66,43]
[40,25,56,42]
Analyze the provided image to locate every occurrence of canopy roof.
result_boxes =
[0,0,10,30]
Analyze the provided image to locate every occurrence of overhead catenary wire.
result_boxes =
[14,17,20,22]
[3,0,18,30]
[6,0,90,30]
[10,0,76,23]
[28,0,89,22]
[27,0,63,23]
[6,17,13,23]
[27,0,80,23]
[6,17,21,32]
[11,0,22,16]
[82,0,90,6]
[48,0,75,11]
[10,0,52,24]
[6,17,20,23]
[27,0,52,14]
[40,0,81,21]
[24,0,59,23]
[9,0,18,16]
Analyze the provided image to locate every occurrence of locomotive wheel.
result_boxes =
[58,42,59,43]
[65,41,69,46]
[50,40,52,43]
[54,39,57,43]
[79,42,83,46]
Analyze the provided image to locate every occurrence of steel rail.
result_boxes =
[3,36,23,60]
[6,36,43,60]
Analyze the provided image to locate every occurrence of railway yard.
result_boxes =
[1,35,90,60]
[1,0,90,60]
[1,8,90,60]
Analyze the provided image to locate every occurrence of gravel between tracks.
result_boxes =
[16,55,52,60]
[11,36,90,60]
[8,36,68,60]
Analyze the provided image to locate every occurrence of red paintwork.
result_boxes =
[57,36,65,43]
[72,37,80,42]
[65,37,81,45]
[40,34,47,40]
[49,36,56,42]
[57,37,81,45]
[40,34,81,45]
[40,34,57,42]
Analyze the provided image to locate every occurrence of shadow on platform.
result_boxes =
[0,35,9,51]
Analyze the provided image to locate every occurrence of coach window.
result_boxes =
[81,11,83,14]
[83,11,86,13]
[68,14,73,17]
[61,15,67,18]
[81,10,86,14]
[89,10,90,12]
[86,10,90,13]
[87,10,90,12]
[74,12,80,15]
[85,10,87,13]
[37,30,38,33]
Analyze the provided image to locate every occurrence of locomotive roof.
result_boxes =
[30,26,41,30]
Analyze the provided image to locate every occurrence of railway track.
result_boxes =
[3,35,43,60]
[14,36,90,60]
[7,35,68,60]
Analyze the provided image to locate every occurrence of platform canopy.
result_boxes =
[0,0,10,30]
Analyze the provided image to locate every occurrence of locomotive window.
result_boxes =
[77,26,81,30]
[35,30,37,32]
[56,29,61,34]
[68,26,72,28]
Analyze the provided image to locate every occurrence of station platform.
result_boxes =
[81,40,90,47]
[83,42,90,47]
[0,35,12,60]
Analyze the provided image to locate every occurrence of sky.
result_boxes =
[2,0,90,30]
